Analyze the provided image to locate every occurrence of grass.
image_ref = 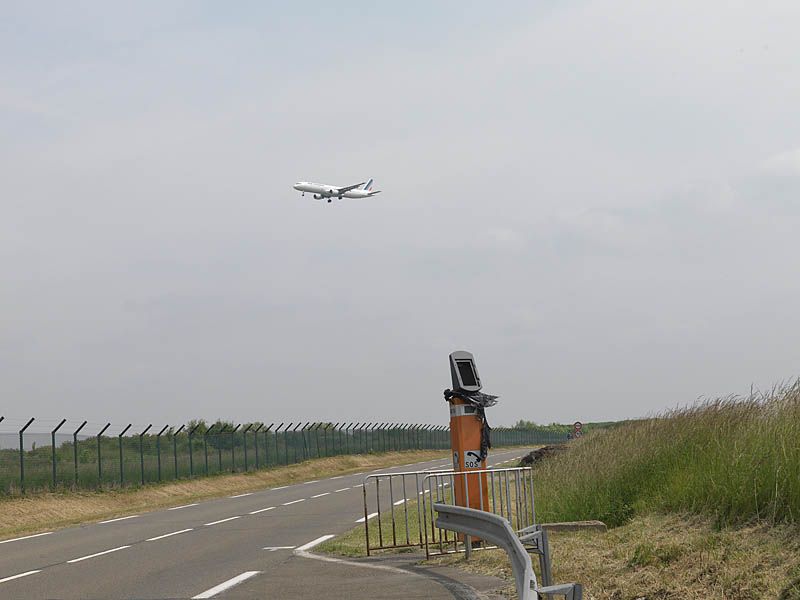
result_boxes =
[0,449,449,540]
[532,381,800,528]
[433,513,800,599]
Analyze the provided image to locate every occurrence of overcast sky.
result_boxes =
[2,1,800,435]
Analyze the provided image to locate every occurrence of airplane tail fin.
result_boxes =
[363,178,374,191]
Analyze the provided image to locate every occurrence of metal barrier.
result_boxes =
[361,466,536,558]
[422,467,535,558]
[434,503,583,600]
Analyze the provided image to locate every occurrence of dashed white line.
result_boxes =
[98,515,138,524]
[271,485,289,490]
[191,571,261,599]
[282,499,305,506]
[302,480,319,485]
[0,532,53,545]
[295,535,335,552]
[356,512,379,523]
[229,492,253,499]
[204,516,241,526]
[263,546,295,552]
[330,475,344,480]
[146,528,193,542]
[311,492,330,498]
[68,545,131,563]
[168,503,199,511]
[393,499,406,506]
[334,488,350,493]
[249,506,276,515]
[0,570,41,584]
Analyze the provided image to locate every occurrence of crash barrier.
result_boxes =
[0,416,565,494]
[434,503,584,600]
[361,466,537,558]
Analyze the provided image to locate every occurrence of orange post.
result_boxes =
[448,397,489,511]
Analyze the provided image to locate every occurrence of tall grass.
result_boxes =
[533,381,800,528]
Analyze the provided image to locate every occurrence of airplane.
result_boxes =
[293,179,381,203]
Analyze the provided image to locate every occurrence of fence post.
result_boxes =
[264,423,273,466]
[72,421,88,486]
[300,422,309,461]
[283,423,293,466]
[291,423,301,464]
[253,424,263,469]
[274,423,284,465]
[242,424,252,471]
[118,424,132,484]
[97,423,110,482]
[332,422,342,455]
[200,423,213,476]
[156,425,168,482]
[230,424,240,472]
[138,424,152,485]
[173,425,185,478]
[51,419,67,489]
[19,417,35,494]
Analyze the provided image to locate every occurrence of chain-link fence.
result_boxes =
[0,416,567,495]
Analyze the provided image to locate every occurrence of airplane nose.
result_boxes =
[293,184,301,190]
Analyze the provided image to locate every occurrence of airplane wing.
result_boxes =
[335,181,366,194]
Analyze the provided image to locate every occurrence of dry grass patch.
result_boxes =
[0,450,448,540]
[433,513,800,599]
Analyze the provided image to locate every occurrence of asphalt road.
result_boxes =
[0,448,528,599]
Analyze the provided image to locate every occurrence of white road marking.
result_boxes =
[146,528,193,542]
[351,472,364,476]
[295,535,335,553]
[263,546,295,552]
[350,485,361,489]
[0,532,53,545]
[191,571,261,599]
[249,506,276,515]
[334,488,350,493]
[204,516,241,526]
[168,503,199,511]
[99,515,138,524]
[393,499,406,506]
[0,570,41,584]
[68,545,131,563]
[356,512,378,523]
[271,485,289,490]
[311,492,330,498]
[282,499,305,506]
[330,475,344,480]
[229,493,253,498]
[302,480,319,485]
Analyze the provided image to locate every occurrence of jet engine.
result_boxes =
[313,194,323,199]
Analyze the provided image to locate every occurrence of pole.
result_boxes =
[188,423,202,477]
[139,424,152,485]
[156,425,169,482]
[97,423,110,482]
[274,423,284,465]
[118,424,132,485]
[254,424,263,469]
[292,423,302,464]
[202,423,214,475]
[323,423,330,457]
[73,420,88,486]
[284,423,294,466]
[230,425,240,472]
[242,424,252,471]
[19,417,35,494]
[173,425,185,478]
[301,422,309,461]
[51,419,67,488]
[217,425,227,471]
[264,423,274,466]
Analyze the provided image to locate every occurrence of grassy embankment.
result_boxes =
[324,384,800,598]
[0,449,449,541]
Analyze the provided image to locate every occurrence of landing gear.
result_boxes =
[327,199,332,203]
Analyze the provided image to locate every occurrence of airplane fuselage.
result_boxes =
[293,181,379,200]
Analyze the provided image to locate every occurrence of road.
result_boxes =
[0,448,527,599]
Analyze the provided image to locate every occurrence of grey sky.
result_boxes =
[2,1,800,434]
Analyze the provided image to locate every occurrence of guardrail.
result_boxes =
[361,465,536,558]
[434,503,584,600]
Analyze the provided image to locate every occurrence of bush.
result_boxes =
[533,381,800,528]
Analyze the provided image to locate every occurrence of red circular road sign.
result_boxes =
[573,421,583,431]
